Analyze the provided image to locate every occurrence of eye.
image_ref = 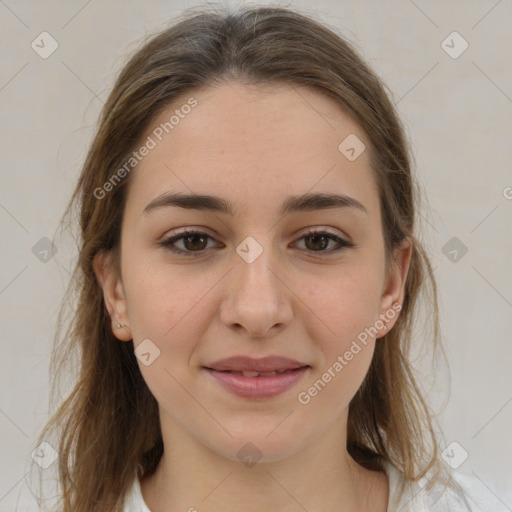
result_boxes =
[158,229,219,255]
[158,228,354,256]
[294,229,354,254]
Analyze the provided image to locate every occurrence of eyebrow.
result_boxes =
[143,191,367,217]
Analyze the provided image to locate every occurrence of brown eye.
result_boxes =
[181,233,208,251]
[295,230,353,253]
[159,230,218,255]
[158,229,354,257]
[304,233,330,251]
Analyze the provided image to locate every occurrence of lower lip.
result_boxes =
[204,367,310,399]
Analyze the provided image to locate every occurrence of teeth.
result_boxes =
[242,371,261,377]
[242,371,278,377]
[233,370,291,377]
[219,369,298,376]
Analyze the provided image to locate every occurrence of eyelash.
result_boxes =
[158,229,354,256]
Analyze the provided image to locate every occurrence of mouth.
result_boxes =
[202,365,311,399]
[204,355,310,373]
[205,367,306,376]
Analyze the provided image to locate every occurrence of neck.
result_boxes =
[140,411,388,512]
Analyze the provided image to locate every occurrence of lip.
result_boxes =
[202,356,311,400]
[204,355,309,373]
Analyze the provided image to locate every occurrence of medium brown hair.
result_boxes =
[33,4,458,510]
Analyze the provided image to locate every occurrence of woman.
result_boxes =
[33,5,489,511]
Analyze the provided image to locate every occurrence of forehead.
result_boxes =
[124,81,379,219]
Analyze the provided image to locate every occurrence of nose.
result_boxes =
[219,241,294,338]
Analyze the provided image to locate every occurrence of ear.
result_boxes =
[93,250,132,341]
[375,238,413,338]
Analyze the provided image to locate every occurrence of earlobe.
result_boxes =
[93,250,132,342]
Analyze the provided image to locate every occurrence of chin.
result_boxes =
[203,428,311,466]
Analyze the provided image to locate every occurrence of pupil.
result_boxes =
[307,234,327,251]
[185,234,206,251]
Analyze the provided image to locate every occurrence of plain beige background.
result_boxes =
[1,0,511,510]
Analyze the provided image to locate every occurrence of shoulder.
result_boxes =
[383,461,510,512]
[123,475,151,512]
[122,464,509,512]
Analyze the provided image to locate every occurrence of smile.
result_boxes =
[203,366,311,399]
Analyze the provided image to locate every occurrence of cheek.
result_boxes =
[297,276,379,411]
[123,258,225,393]
[298,344,374,416]
[297,265,383,392]
[123,255,212,341]
[301,264,384,343]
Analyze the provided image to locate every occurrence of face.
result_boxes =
[95,81,411,463]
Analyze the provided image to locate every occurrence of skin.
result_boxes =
[94,81,412,512]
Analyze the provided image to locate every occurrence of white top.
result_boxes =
[123,461,507,511]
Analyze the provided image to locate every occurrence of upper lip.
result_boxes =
[204,356,309,372]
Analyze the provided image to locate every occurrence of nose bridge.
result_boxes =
[234,233,281,301]
[220,232,293,336]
